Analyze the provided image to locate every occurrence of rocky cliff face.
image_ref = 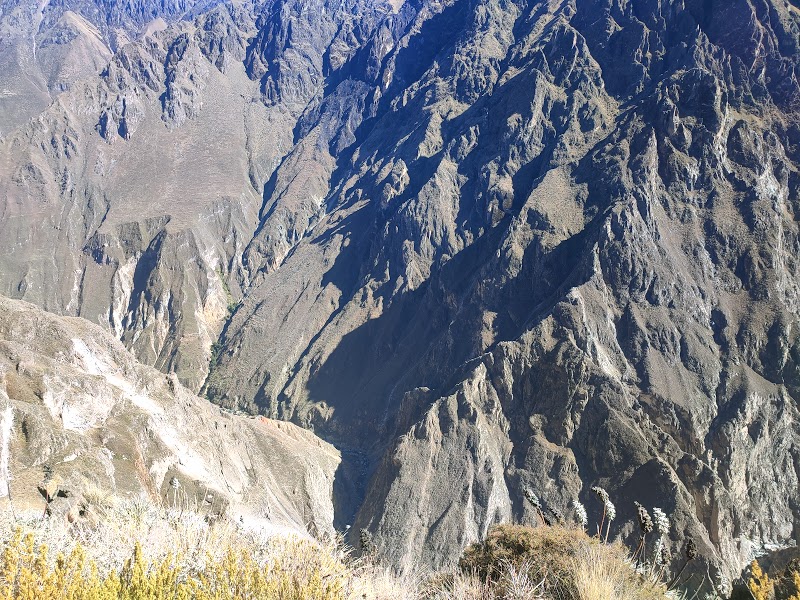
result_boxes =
[0,0,799,588]
[0,295,340,537]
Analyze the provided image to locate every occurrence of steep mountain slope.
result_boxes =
[0,295,340,537]
[0,0,798,588]
[208,0,800,579]
[0,0,219,133]
[0,0,395,391]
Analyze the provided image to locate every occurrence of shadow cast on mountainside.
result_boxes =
[302,128,623,532]
[303,192,602,443]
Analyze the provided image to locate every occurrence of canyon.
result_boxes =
[0,0,798,588]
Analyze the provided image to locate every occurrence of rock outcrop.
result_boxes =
[0,0,798,589]
[0,295,340,538]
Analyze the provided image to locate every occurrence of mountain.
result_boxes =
[0,0,799,586]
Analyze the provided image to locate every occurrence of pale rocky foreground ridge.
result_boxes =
[0,295,340,540]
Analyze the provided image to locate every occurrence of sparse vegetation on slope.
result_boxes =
[0,499,404,600]
[0,467,790,600]
[0,530,349,600]
[0,487,701,600]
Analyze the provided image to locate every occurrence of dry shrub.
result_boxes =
[459,524,668,600]
[782,560,800,600]
[748,560,775,600]
[0,528,351,599]
[749,558,800,600]
[460,524,594,593]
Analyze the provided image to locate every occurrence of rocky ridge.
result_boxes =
[0,294,340,538]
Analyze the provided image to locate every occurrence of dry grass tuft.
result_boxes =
[572,543,667,600]
[420,571,494,600]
